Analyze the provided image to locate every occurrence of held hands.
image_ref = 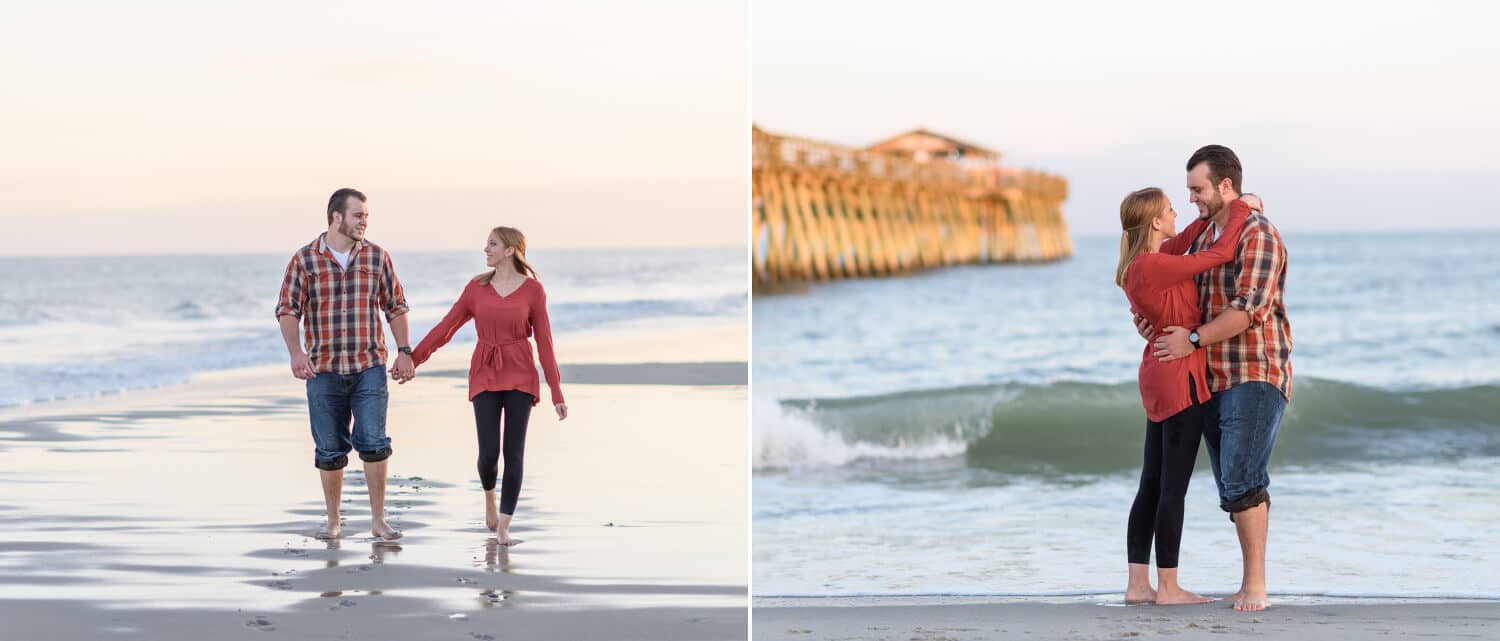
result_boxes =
[390,353,416,384]
[289,352,316,380]
[1152,326,1195,362]
[1238,192,1264,213]
[555,403,568,421]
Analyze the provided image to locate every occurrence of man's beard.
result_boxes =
[340,221,361,239]
[1202,192,1225,220]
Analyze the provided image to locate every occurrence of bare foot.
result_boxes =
[1234,592,1270,611]
[495,513,522,547]
[371,520,402,541]
[1124,586,1157,605]
[485,498,499,531]
[1155,587,1215,605]
[315,520,341,540]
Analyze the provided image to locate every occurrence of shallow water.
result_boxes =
[0,247,745,407]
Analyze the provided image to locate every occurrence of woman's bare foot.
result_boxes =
[484,491,499,531]
[1155,586,1215,605]
[316,519,341,540]
[1125,563,1156,604]
[495,513,522,546]
[1233,591,1270,611]
[1124,586,1157,605]
[370,520,402,541]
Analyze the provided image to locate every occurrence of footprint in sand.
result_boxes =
[469,634,495,641]
[245,617,275,632]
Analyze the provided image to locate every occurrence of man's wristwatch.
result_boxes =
[397,346,413,356]
[1188,331,1202,350]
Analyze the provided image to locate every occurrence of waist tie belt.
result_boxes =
[477,337,529,370]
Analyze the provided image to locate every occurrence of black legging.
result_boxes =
[1126,376,1204,569]
[471,390,534,515]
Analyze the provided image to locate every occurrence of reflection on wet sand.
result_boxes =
[480,537,512,573]
[0,329,748,640]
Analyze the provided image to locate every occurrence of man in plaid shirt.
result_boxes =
[1141,146,1292,612]
[275,188,416,541]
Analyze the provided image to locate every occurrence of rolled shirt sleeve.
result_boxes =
[1228,220,1284,328]
[274,255,307,320]
[378,251,410,322]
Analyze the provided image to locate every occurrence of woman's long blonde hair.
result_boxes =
[1115,188,1168,287]
[473,226,540,285]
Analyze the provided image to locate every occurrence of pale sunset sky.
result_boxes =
[0,1,747,256]
[754,0,1500,234]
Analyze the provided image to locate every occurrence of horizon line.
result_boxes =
[0,244,746,260]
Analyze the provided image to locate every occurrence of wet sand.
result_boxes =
[0,322,747,641]
[753,597,1500,640]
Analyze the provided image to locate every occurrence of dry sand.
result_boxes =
[753,596,1500,640]
[0,322,747,641]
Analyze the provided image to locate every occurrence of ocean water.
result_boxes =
[0,247,745,408]
[752,231,1500,599]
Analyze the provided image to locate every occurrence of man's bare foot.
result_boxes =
[316,520,341,540]
[1124,586,1157,605]
[1155,586,1215,605]
[371,520,402,541]
[1233,591,1270,611]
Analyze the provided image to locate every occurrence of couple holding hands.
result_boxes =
[275,188,567,547]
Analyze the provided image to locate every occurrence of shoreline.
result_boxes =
[0,319,747,419]
[753,596,1500,640]
[755,591,1500,603]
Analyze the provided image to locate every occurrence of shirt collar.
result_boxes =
[316,232,362,256]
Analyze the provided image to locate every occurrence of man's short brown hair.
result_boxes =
[327,188,366,224]
[1186,145,1242,195]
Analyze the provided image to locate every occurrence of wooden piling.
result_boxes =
[752,126,1071,289]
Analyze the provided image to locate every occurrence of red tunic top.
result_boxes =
[411,277,564,406]
[1123,200,1249,422]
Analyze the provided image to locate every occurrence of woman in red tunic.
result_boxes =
[405,226,567,545]
[1115,188,1258,604]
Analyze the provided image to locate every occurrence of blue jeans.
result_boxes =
[1203,381,1287,513]
[306,365,393,470]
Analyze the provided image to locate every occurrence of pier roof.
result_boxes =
[866,128,1001,162]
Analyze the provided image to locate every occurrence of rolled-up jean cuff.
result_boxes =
[358,447,393,463]
[315,454,350,471]
[1223,487,1270,514]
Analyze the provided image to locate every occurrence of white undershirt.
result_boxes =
[321,237,351,270]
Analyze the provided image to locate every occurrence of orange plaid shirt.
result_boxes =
[1186,212,1293,399]
[275,234,409,375]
